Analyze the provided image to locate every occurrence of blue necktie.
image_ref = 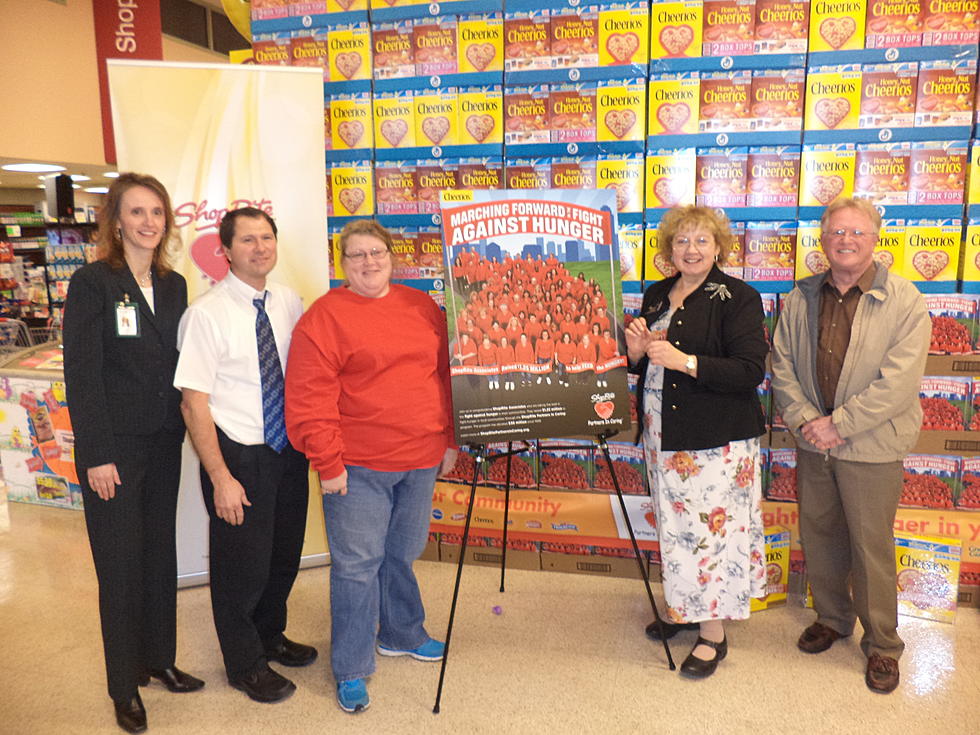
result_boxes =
[254,294,288,452]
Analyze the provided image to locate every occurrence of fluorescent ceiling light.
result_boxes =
[3,163,66,173]
[104,172,120,178]
[70,175,91,182]
[84,186,109,194]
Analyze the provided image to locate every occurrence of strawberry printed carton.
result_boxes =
[919,376,971,430]
[485,442,539,488]
[958,455,980,505]
[539,439,594,490]
[593,442,647,495]
[901,454,959,510]
[767,447,797,501]
[924,294,979,354]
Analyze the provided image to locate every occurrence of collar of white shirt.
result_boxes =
[224,269,267,306]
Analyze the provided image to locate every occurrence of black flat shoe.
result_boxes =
[265,636,318,667]
[679,636,728,679]
[229,665,296,703]
[645,620,700,641]
[113,693,147,734]
[139,666,205,692]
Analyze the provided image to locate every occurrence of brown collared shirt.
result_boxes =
[816,265,876,412]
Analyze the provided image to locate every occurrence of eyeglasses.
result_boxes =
[672,236,714,250]
[343,247,389,262]
[828,228,872,239]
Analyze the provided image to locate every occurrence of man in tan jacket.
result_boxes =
[772,197,930,694]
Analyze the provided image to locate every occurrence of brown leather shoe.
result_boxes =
[866,653,900,693]
[797,621,848,653]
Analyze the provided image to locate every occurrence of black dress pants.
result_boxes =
[82,431,183,702]
[200,429,309,680]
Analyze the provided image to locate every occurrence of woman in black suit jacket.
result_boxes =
[626,206,769,681]
[63,173,203,733]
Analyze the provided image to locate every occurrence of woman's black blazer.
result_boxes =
[63,261,187,470]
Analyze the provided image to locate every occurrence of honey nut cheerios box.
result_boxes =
[723,221,746,278]
[415,88,458,148]
[915,60,977,129]
[808,0,867,51]
[329,91,373,151]
[598,2,650,67]
[550,156,598,190]
[597,153,645,213]
[458,85,503,146]
[698,70,753,133]
[374,90,415,150]
[330,160,374,218]
[799,143,857,207]
[921,0,980,45]
[908,140,968,206]
[327,22,371,82]
[650,0,704,59]
[744,221,797,283]
[753,0,810,53]
[372,21,415,81]
[646,147,697,209]
[551,6,600,69]
[375,160,418,215]
[854,142,912,206]
[504,85,550,146]
[747,146,801,207]
[859,62,918,129]
[413,16,458,77]
[750,527,791,612]
[597,79,645,142]
[289,29,328,81]
[549,83,598,144]
[648,73,701,136]
[252,32,291,66]
[457,157,503,191]
[504,10,551,72]
[702,0,757,56]
[416,159,458,215]
[894,532,962,624]
[505,158,551,189]
[903,219,961,286]
[865,0,924,47]
[457,13,504,74]
[804,64,862,131]
[696,146,748,208]
[750,68,805,131]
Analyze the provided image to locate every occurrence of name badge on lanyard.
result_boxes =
[115,294,140,337]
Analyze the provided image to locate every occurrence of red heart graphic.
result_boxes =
[644,511,657,528]
[190,233,229,282]
[594,400,614,419]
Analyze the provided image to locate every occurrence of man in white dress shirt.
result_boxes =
[175,208,315,703]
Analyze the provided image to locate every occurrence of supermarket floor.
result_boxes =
[2,498,978,735]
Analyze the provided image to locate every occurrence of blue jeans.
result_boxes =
[322,463,439,682]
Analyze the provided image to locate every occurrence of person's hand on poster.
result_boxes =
[87,463,121,501]
[438,448,459,478]
[320,469,348,496]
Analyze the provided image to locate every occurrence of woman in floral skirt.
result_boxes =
[625,205,768,679]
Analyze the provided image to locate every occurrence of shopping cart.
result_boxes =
[29,325,60,345]
[0,317,33,353]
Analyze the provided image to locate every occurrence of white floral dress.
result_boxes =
[642,309,766,623]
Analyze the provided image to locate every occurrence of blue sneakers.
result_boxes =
[336,678,370,713]
[376,638,445,662]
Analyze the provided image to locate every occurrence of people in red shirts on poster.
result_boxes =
[515,333,535,387]
[478,335,500,390]
[535,329,555,385]
[555,332,577,387]
[497,337,517,391]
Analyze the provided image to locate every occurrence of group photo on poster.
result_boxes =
[440,189,630,444]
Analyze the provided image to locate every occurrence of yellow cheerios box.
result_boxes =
[809,0,867,51]
[457,13,504,73]
[799,144,856,207]
[962,218,980,283]
[874,219,906,274]
[599,2,650,67]
[648,73,700,136]
[329,92,373,151]
[644,226,679,279]
[327,23,372,82]
[330,226,345,279]
[374,91,416,150]
[597,78,646,142]
[415,88,459,148]
[804,65,862,131]
[597,153,645,213]
[618,224,644,281]
[903,219,961,285]
[646,147,697,208]
[331,161,375,217]
[794,220,829,279]
[326,0,366,11]
[750,527,790,613]
[650,0,703,58]
[458,85,503,145]
[895,532,961,624]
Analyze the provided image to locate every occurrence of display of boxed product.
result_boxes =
[330,160,374,216]
[903,219,961,289]
[644,227,678,279]
[388,228,418,279]
[750,68,805,131]
[761,292,779,342]
[808,0,866,51]
[327,22,372,82]
[328,91,373,151]
[743,221,796,284]
[767,447,797,501]
[895,532,962,623]
[597,79,645,142]
[485,442,538,488]
[702,0,757,56]
[457,157,503,190]
[592,441,646,495]
[757,373,772,424]
[907,141,968,205]
[957,455,980,506]
[504,10,551,71]
[804,64,862,131]
[698,71,753,133]
[251,0,289,21]
[696,146,748,207]
[750,526,791,612]
[853,142,911,205]
[457,13,504,73]
[747,146,801,207]
[618,223,644,281]
[373,90,414,149]
[921,0,980,45]
[874,219,905,273]
[597,154,645,213]
[539,439,593,490]
[372,21,414,80]
[650,0,704,59]
[962,218,980,290]
[646,148,697,209]
[753,0,810,53]
[375,160,417,214]
[925,294,979,354]
[858,63,918,129]
[722,220,746,279]
[799,143,856,206]
[252,32,291,66]
[289,29,328,79]
[505,158,550,189]
[919,376,971,431]
[414,88,457,147]
[648,73,700,136]
[416,159,458,213]
[598,3,650,67]
[794,219,827,278]
[864,0,923,47]
[901,454,958,509]
[550,6,599,69]
[550,157,597,190]
[504,86,550,146]
[412,16,458,76]
[458,85,503,146]
[549,83,598,144]
[441,534,541,571]
[914,60,977,128]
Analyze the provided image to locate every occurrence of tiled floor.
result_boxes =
[1,497,977,734]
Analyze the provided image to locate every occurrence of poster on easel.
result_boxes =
[440,189,630,444]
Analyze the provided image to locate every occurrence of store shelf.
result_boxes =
[325,147,374,163]
[505,140,644,158]
[323,79,371,96]
[251,10,368,34]
[798,204,964,220]
[803,126,972,144]
[808,43,978,67]
[374,72,502,93]
[650,53,806,73]
[505,66,646,85]
[370,0,500,22]
[375,143,503,160]
[645,206,798,224]
[648,131,802,149]
[376,213,444,228]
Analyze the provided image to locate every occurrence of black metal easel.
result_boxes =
[432,433,675,714]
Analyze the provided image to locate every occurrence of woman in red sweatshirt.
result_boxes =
[535,328,555,385]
